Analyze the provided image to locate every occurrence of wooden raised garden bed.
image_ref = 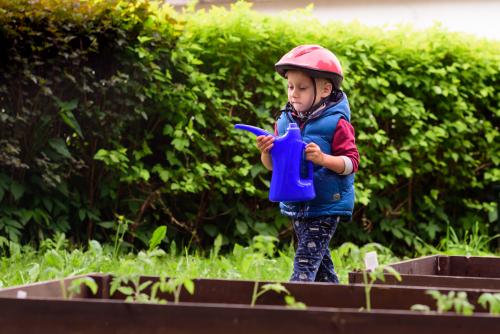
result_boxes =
[349,255,500,290]
[0,273,499,333]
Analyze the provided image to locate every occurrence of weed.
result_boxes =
[1,232,499,292]
[112,214,133,258]
[148,226,167,252]
[438,222,500,256]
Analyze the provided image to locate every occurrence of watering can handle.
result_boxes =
[234,124,272,137]
[302,142,314,181]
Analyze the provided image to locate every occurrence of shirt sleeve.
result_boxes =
[331,118,360,174]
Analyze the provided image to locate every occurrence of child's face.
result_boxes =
[286,70,332,113]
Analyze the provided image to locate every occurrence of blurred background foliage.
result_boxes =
[0,0,498,255]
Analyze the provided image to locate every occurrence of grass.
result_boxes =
[0,225,498,289]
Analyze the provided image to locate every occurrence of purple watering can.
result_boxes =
[234,123,316,202]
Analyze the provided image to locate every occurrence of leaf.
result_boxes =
[68,277,98,297]
[284,295,307,309]
[260,283,289,295]
[149,225,167,251]
[183,279,195,295]
[48,138,72,158]
[44,250,64,270]
[138,168,150,181]
[88,240,103,255]
[78,209,86,221]
[117,286,134,296]
[110,277,125,296]
[97,221,115,229]
[172,138,189,151]
[411,304,431,312]
[28,263,40,282]
[54,98,82,138]
[138,280,153,291]
[41,198,53,212]
[236,220,248,235]
[213,234,223,257]
[10,182,25,201]
[382,266,402,282]
[203,224,218,237]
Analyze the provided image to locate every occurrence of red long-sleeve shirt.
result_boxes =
[274,117,359,174]
[332,118,359,173]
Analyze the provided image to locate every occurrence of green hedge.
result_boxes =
[0,0,180,245]
[0,0,499,253]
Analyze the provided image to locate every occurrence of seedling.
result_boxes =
[110,275,153,303]
[478,292,500,315]
[110,274,194,304]
[410,304,431,313]
[420,290,475,316]
[151,275,195,304]
[67,277,98,299]
[250,282,306,309]
[360,251,402,312]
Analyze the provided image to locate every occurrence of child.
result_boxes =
[256,45,359,283]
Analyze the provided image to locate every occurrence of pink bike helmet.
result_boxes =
[275,44,343,90]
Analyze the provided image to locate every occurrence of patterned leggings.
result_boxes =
[290,215,340,283]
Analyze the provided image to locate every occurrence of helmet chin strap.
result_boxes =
[289,77,327,120]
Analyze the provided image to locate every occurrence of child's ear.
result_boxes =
[320,81,333,98]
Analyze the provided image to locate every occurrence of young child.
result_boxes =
[256,45,359,283]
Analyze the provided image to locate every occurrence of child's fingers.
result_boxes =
[305,143,320,154]
[257,135,274,143]
[256,135,274,152]
[262,143,273,152]
[305,142,319,150]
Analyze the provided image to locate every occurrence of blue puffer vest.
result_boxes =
[276,93,355,218]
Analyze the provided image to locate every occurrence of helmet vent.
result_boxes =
[293,45,322,58]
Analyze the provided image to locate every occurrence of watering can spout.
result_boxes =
[234,123,316,202]
[234,124,271,137]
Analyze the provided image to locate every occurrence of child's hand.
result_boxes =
[256,135,274,153]
[305,142,325,165]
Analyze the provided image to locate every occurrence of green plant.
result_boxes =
[424,290,475,316]
[250,282,306,309]
[361,265,401,312]
[67,276,98,300]
[478,292,500,315]
[410,304,431,313]
[148,225,167,252]
[151,275,195,304]
[1,0,499,252]
[110,274,194,304]
[110,275,154,303]
[0,0,179,246]
[112,214,132,258]
[438,222,500,256]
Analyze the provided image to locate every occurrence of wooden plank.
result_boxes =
[0,297,499,334]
